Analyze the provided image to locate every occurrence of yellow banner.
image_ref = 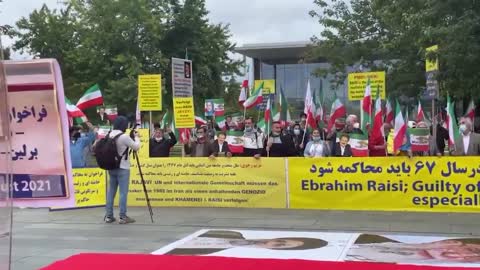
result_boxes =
[426,45,439,72]
[173,97,195,128]
[127,128,151,160]
[347,72,386,101]
[72,168,106,208]
[138,74,162,111]
[289,157,480,213]
[126,158,286,208]
[254,80,276,94]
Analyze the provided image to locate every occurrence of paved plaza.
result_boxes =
[3,207,480,269]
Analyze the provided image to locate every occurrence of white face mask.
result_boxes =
[459,124,468,134]
[293,129,300,135]
[353,123,360,129]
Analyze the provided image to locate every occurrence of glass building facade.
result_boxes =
[236,42,351,121]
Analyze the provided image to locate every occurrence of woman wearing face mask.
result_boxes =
[304,129,330,157]
[291,123,306,156]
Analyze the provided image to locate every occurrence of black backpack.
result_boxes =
[94,132,128,170]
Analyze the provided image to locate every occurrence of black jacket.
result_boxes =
[209,140,231,156]
[149,133,177,157]
[333,142,353,157]
[263,133,297,157]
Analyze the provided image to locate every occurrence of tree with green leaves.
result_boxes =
[11,0,241,117]
[308,0,480,101]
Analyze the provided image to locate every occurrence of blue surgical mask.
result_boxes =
[312,136,321,142]
[459,124,467,134]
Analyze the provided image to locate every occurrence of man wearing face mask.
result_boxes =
[264,121,296,157]
[149,124,177,157]
[70,121,96,168]
[242,117,264,158]
[185,126,212,157]
[452,117,480,156]
[342,114,364,135]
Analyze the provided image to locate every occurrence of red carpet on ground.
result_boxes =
[40,253,478,270]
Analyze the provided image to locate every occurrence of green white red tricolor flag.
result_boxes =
[361,78,372,131]
[417,100,424,122]
[371,86,384,142]
[243,82,264,109]
[393,99,407,153]
[226,130,244,153]
[66,98,87,125]
[327,94,346,131]
[446,95,460,146]
[464,99,476,121]
[385,98,394,126]
[303,80,317,129]
[76,84,104,110]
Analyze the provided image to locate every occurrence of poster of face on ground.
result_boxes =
[153,229,480,267]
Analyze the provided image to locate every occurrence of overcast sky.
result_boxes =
[0,0,319,58]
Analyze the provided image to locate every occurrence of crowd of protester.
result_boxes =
[69,109,480,169]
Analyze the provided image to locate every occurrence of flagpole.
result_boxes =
[301,114,310,146]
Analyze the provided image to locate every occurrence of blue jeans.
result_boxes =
[105,168,130,218]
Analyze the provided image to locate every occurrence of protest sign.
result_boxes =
[173,97,195,128]
[347,72,385,101]
[71,168,106,208]
[172,58,193,97]
[0,60,74,208]
[138,74,162,111]
[289,157,480,213]
[254,80,275,94]
[124,158,286,208]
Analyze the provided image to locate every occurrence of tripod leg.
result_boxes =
[134,151,154,223]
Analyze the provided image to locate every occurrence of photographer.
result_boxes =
[104,116,140,225]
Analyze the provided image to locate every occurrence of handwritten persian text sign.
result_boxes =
[347,72,386,101]
[289,157,480,213]
[0,60,71,202]
[72,168,106,208]
[126,158,286,208]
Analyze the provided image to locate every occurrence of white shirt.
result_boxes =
[218,143,223,152]
[308,142,325,157]
[109,130,141,170]
[341,146,345,156]
[463,133,471,154]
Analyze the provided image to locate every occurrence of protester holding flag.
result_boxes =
[149,124,177,158]
[70,121,96,168]
[263,121,296,157]
[304,129,330,158]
